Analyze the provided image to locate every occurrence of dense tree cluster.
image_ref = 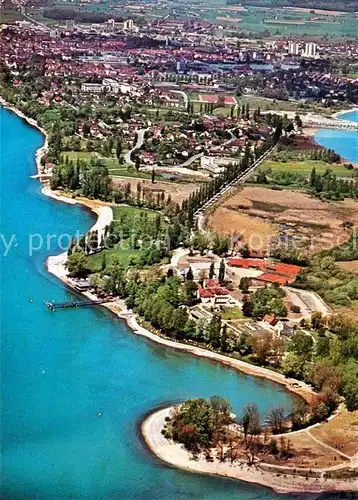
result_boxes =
[50,156,174,209]
[272,146,341,164]
[164,396,233,454]
[324,232,358,262]
[309,167,358,200]
[164,398,294,464]
[243,284,287,318]
[51,157,112,200]
[282,318,358,413]
[296,254,358,307]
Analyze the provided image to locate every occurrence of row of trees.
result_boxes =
[273,145,341,164]
[181,129,281,226]
[242,284,288,319]
[50,156,112,200]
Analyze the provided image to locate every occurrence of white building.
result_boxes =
[123,19,134,31]
[303,42,318,58]
[66,19,75,30]
[81,83,103,93]
[288,41,300,55]
[107,18,115,31]
[200,156,234,176]
[102,78,139,95]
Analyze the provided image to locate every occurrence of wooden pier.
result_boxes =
[46,299,111,311]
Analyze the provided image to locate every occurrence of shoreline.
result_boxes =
[4,100,352,495]
[304,119,358,168]
[142,406,358,495]
[0,97,48,178]
[39,181,315,403]
[332,107,358,119]
[46,230,315,403]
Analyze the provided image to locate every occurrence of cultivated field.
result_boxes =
[216,16,242,23]
[282,7,345,16]
[209,186,358,253]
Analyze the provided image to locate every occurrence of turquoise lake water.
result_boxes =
[314,110,358,164]
[1,106,356,499]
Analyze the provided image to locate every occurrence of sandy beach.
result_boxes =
[142,407,358,495]
[333,107,358,119]
[46,204,113,280]
[302,126,319,137]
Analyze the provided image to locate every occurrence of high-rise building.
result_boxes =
[106,18,115,32]
[123,19,134,31]
[303,42,318,58]
[288,41,300,55]
[66,19,75,30]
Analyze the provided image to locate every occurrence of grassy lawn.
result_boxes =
[109,170,151,179]
[63,150,98,161]
[103,158,152,179]
[112,205,158,221]
[0,8,24,23]
[144,107,186,119]
[193,95,323,116]
[62,151,153,179]
[260,160,355,177]
[88,242,142,271]
[220,307,244,320]
[213,107,232,116]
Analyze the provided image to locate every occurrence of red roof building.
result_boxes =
[198,287,214,299]
[254,273,296,286]
[263,314,278,326]
[227,259,302,280]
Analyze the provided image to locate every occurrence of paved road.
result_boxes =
[179,152,203,167]
[14,0,51,31]
[125,128,147,166]
[284,287,330,317]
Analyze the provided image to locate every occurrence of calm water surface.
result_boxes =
[1,106,348,500]
[314,110,358,163]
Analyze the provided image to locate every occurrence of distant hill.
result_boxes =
[227,0,357,13]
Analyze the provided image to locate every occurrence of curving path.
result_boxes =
[125,128,147,166]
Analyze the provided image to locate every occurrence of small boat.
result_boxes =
[97,412,102,417]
